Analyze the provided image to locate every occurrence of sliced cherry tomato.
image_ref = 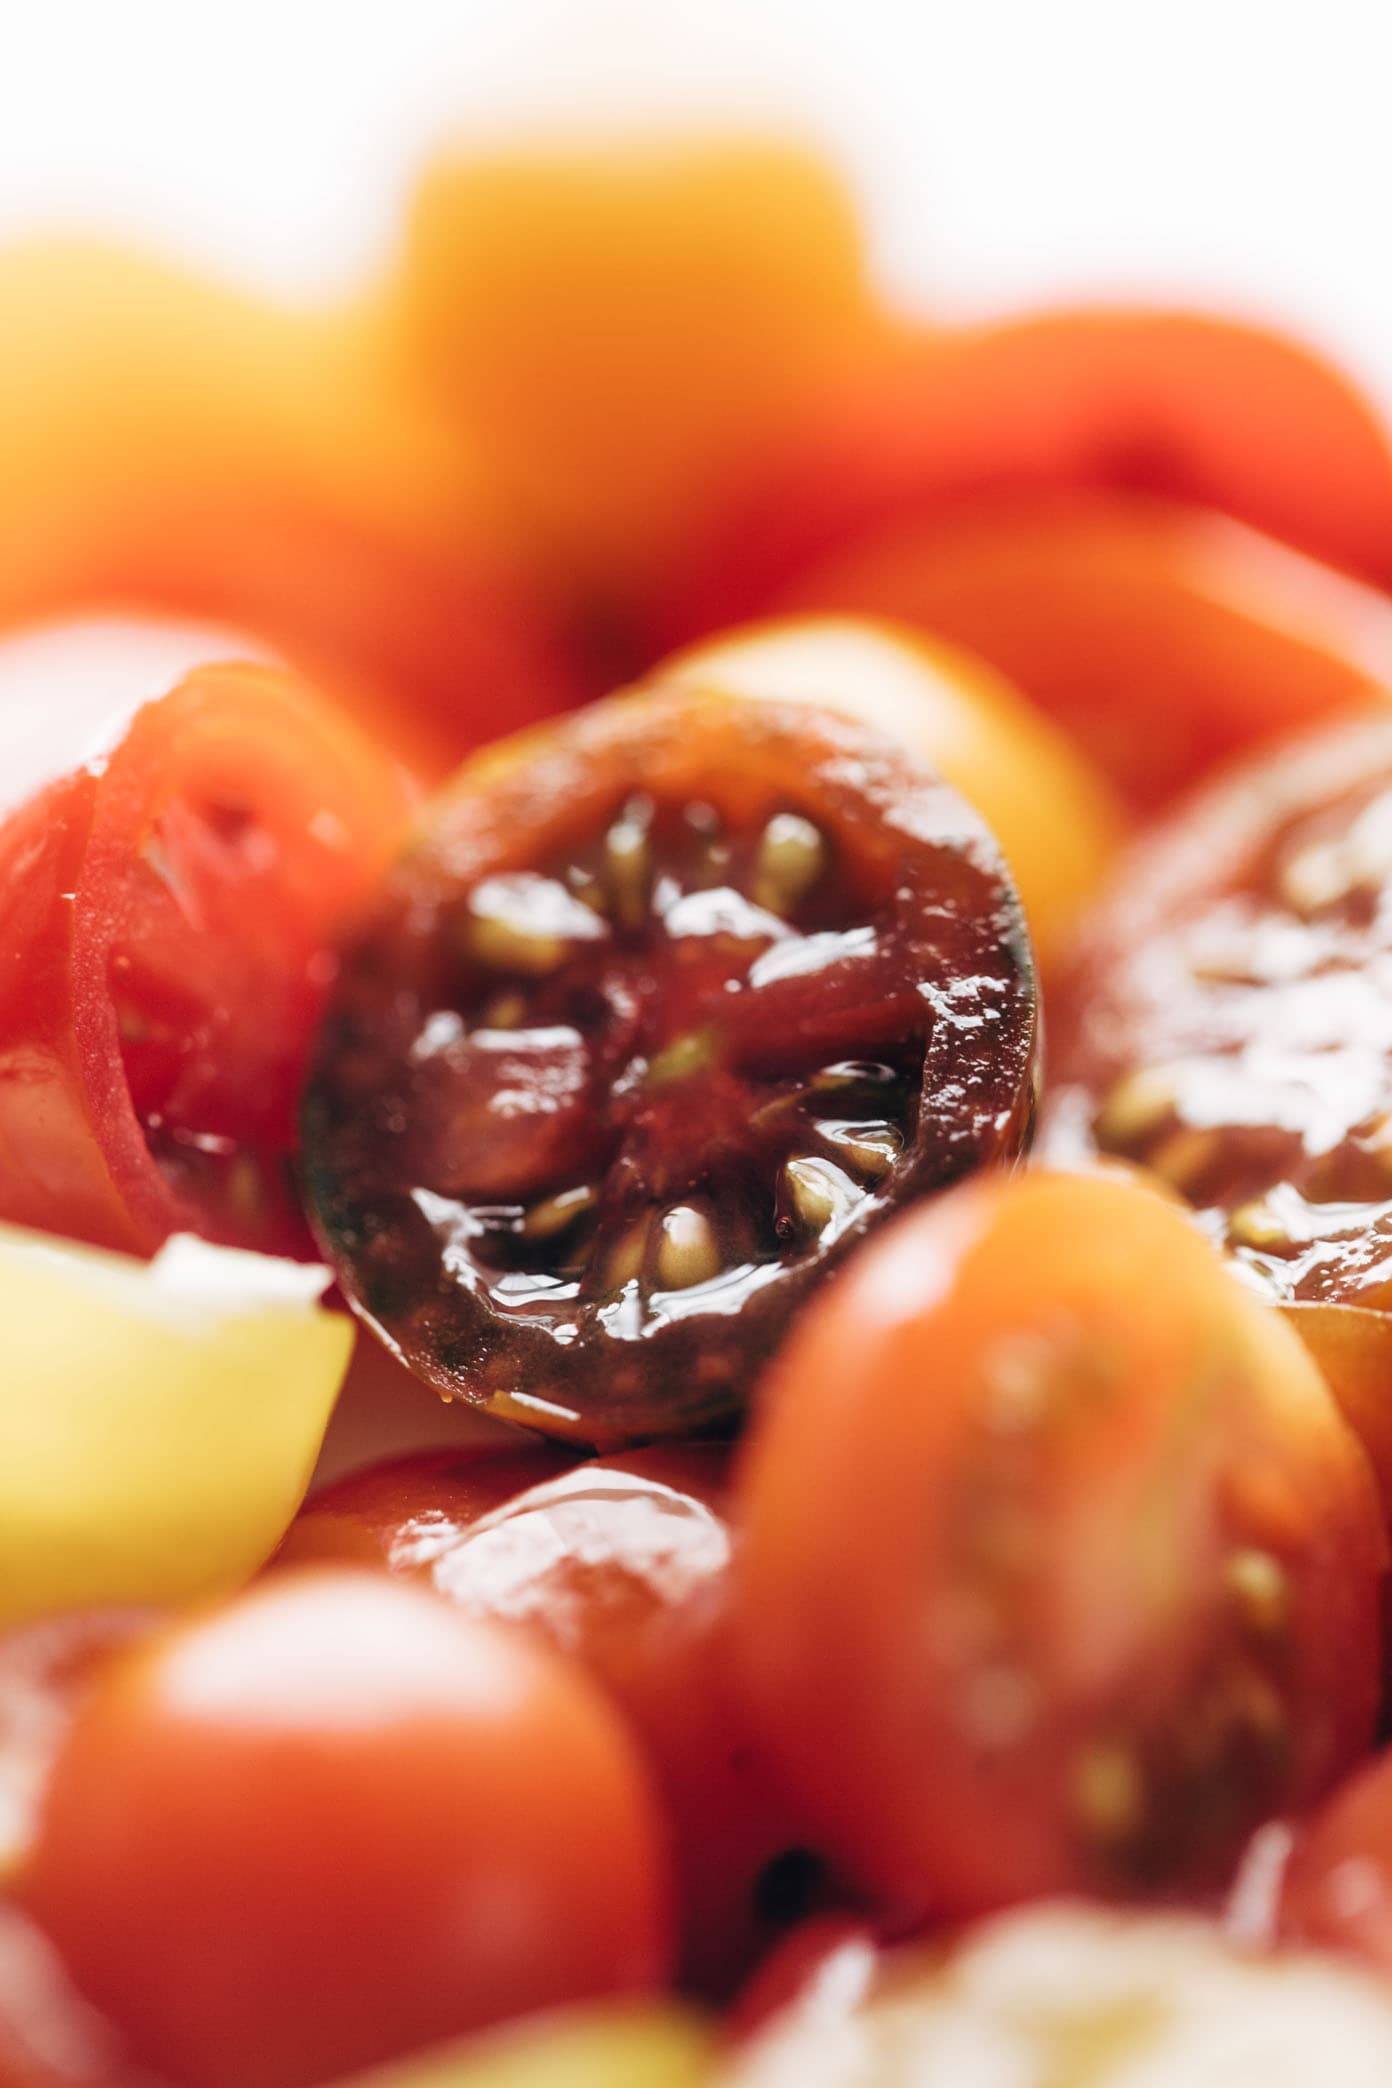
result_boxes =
[652,614,1124,973]
[1282,1748,1392,1969]
[303,689,1037,1445]
[21,1569,671,2088]
[0,240,577,783]
[734,1170,1385,1921]
[662,306,1392,643]
[726,1903,1392,2086]
[0,660,412,1256]
[0,1609,156,1882]
[281,1444,827,1996]
[1047,712,1392,1322]
[774,495,1392,810]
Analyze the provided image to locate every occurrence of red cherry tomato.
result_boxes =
[20,1569,671,2088]
[0,660,412,1256]
[1282,1749,1392,1970]
[302,688,1038,1445]
[281,1443,825,1996]
[734,1171,1385,1922]
[775,494,1392,812]
[0,1905,148,2088]
[662,306,1392,643]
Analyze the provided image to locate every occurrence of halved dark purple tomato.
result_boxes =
[1047,713,1392,1314]
[302,689,1037,1445]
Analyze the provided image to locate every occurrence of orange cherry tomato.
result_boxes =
[0,240,577,782]
[1283,1749,1392,1969]
[281,1443,828,1998]
[773,494,1392,811]
[734,1170,1385,1922]
[21,1569,671,2088]
[663,306,1392,644]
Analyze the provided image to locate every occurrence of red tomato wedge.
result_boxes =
[0,660,412,1257]
[661,307,1392,645]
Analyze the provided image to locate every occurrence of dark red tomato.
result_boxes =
[302,688,1037,1445]
[0,1905,154,2088]
[0,661,412,1257]
[728,1915,881,2041]
[1282,1749,1392,1968]
[281,1443,827,1996]
[734,1171,1385,1922]
[660,306,1392,645]
[1047,713,1392,1319]
[0,1609,156,1883]
[20,1569,671,2088]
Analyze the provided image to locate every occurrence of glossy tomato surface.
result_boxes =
[21,1570,671,2088]
[1047,712,1392,1315]
[726,1903,1392,2087]
[662,305,1392,643]
[0,661,411,1257]
[1282,1748,1392,1970]
[283,1443,824,1996]
[775,495,1392,811]
[303,688,1037,1445]
[734,1170,1384,1921]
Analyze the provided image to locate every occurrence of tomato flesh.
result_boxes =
[1048,713,1392,1313]
[0,661,412,1256]
[303,690,1037,1444]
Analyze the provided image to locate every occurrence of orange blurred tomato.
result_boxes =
[22,1570,672,2088]
[392,133,878,621]
[663,307,1392,645]
[734,1170,1385,1922]
[653,614,1123,969]
[773,494,1392,810]
[0,240,576,781]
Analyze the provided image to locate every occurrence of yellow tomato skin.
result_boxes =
[0,1227,352,1625]
[654,614,1124,971]
[393,134,877,605]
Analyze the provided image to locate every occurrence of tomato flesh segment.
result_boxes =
[1047,713,1392,1313]
[0,661,411,1257]
[304,691,1037,1445]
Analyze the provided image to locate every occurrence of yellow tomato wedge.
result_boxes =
[0,1226,353,1625]
[652,614,1123,972]
[344,2006,712,2088]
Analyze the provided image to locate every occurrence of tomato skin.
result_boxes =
[0,661,411,1257]
[733,1171,1385,1923]
[661,305,1392,644]
[20,1569,671,2088]
[774,496,1392,812]
[1282,1751,1392,1968]
[281,1445,823,1998]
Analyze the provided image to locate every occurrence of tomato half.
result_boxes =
[1047,712,1392,1316]
[0,660,412,1256]
[302,689,1037,1445]
[734,1171,1384,1920]
[21,1569,671,2088]
[726,1903,1392,2087]
[661,305,1392,643]
[775,495,1392,811]
[282,1444,826,1996]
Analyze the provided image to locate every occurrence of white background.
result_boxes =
[1,0,1390,393]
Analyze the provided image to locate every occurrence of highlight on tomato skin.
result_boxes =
[658,303,1392,647]
[280,1443,830,1998]
[19,1569,674,2088]
[732,1169,1386,1926]
[724,1901,1392,2086]
[0,658,413,1259]
[302,687,1038,1447]
[1282,1750,1392,1972]
[773,494,1392,812]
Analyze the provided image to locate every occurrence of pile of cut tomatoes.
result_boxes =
[7,130,1392,2088]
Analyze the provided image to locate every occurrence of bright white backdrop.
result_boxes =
[1,0,1389,392]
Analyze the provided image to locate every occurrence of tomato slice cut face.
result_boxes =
[1048,713,1392,1312]
[303,690,1037,1443]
